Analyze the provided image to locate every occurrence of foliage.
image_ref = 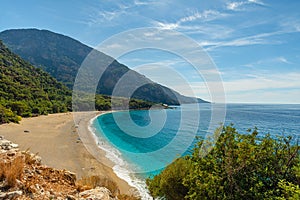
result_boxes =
[73,93,154,112]
[276,180,300,200]
[0,40,72,123]
[147,125,300,199]
[0,105,21,123]
[0,40,154,124]
[0,29,208,104]
[146,158,191,200]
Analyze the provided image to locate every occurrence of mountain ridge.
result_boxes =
[0,28,209,105]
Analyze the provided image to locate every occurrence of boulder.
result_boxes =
[79,187,116,200]
[0,190,22,199]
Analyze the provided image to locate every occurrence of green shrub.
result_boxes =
[147,125,300,200]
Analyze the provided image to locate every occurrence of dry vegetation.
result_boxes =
[77,175,120,195]
[77,175,141,200]
[117,194,142,200]
[0,139,141,199]
[0,156,24,188]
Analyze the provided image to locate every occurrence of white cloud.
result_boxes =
[99,10,122,21]
[153,9,229,30]
[134,0,150,6]
[244,56,293,68]
[248,0,266,6]
[226,1,247,11]
[155,22,179,30]
[203,29,294,50]
[223,74,300,92]
[182,24,234,39]
[225,90,300,104]
[226,0,266,11]
[275,56,293,64]
[279,19,300,33]
[189,72,300,103]
[133,0,168,7]
[180,10,228,23]
[84,7,127,26]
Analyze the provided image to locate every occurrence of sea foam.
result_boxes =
[88,114,153,200]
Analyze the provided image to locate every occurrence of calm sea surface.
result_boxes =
[90,104,300,198]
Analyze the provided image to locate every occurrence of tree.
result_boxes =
[0,105,21,124]
[147,125,300,199]
[146,158,191,200]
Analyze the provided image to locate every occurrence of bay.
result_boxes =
[90,103,300,198]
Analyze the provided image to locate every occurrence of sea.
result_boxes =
[89,104,300,199]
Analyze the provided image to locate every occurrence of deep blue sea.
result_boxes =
[90,104,300,199]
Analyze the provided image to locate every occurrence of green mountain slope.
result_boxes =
[0,40,72,123]
[0,29,208,105]
[0,40,154,123]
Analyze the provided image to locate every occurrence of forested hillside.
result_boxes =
[0,40,154,123]
[0,40,72,123]
[0,29,208,105]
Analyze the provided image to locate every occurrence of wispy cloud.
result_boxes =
[244,56,293,68]
[226,0,266,11]
[248,0,266,6]
[99,10,122,21]
[202,29,296,50]
[154,21,179,30]
[133,0,162,6]
[182,24,234,39]
[189,72,300,103]
[180,10,228,23]
[279,18,300,33]
[134,0,151,6]
[153,9,229,30]
[222,73,300,92]
[83,7,126,26]
[275,56,293,64]
[226,1,247,11]
[83,0,170,27]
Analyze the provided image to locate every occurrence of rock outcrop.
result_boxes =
[0,136,116,200]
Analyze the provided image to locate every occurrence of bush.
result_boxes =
[0,105,21,124]
[146,158,191,199]
[147,125,300,200]
[276,180,300,200]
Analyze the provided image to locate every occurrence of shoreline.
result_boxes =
[0,112,134,195]
[89,111,153,200]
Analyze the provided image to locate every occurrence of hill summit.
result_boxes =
[0,29,208,105]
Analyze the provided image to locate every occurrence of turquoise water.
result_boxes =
[90,104,300,198]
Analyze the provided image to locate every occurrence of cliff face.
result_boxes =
[0,136,116,200]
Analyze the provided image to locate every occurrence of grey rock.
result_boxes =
[67,194,77,200]
[0,190,22,199]
[10,143,19,148]
[79,187,116,200]
[63,170,77,185]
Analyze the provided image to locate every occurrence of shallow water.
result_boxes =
[90,104,300,199]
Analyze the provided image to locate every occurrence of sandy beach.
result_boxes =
[0,111,133,195]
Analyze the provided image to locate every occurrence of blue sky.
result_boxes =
[1,0,299,103]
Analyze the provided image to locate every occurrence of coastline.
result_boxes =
[89,111,153,200]
[0,112,134,195]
